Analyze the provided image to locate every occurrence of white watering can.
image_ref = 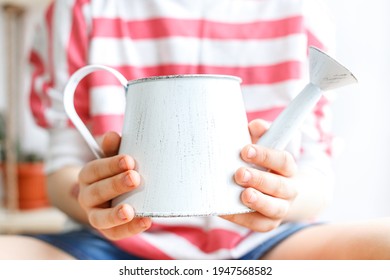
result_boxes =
[63,46,357,217]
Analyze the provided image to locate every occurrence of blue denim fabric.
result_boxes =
[31,223,311,260]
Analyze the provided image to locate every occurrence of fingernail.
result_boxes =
[128,171,140,187]
[242,169,252,183]
[247,146,256,159]
[119,158,128,170]
[118,206,129,221]
[123,172,133,186]
[247,189,257,204]
[139,218,150,229]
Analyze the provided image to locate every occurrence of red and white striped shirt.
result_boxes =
[30,0,334,259]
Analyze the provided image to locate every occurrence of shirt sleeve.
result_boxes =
[29,0,95,173]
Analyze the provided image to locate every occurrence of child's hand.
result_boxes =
[222,120,298,232]
[78,132,152,240]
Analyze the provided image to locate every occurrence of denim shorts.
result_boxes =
[31,223,310,260]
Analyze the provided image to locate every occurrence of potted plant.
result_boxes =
[16,150,50,210]
[0,111,49,210]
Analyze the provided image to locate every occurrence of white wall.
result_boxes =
[1,0,389,221]
[321,0,390,221]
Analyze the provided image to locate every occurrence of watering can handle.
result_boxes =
[63,65,128,159]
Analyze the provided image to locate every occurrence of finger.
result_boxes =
[248,119,270,144]
[241,144,297,176]
[102,131,122,157]
[88,203,136,230]
[241,188,290,220]
[80,170,140,208]
[100,217,152,241]
[235,167,297,199]
[79,154,136,185]
[221,212,281,233]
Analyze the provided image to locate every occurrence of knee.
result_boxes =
[345,218,390,259]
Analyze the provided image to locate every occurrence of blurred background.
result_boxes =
[0,0,389,234]
[321,0,390,221]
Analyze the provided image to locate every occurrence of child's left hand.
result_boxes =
[221,119,298,232]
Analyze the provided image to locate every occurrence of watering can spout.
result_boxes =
[257,46,357,150]
[309,46,357,91]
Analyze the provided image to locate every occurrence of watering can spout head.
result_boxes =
[309,46,357,91]
[257,47,357,150]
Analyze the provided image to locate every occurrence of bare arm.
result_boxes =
[46,166,88,224]
[285,166,334,221]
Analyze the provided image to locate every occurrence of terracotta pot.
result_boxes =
[17,162,50,210]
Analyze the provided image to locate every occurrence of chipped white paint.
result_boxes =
[116,74,253,217]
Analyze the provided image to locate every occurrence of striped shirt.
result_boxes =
[29,0,334,259]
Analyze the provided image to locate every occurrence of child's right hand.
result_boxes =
[77,131,152,240]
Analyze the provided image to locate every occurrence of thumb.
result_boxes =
[101,131,122,157]
[248,119,270,144]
